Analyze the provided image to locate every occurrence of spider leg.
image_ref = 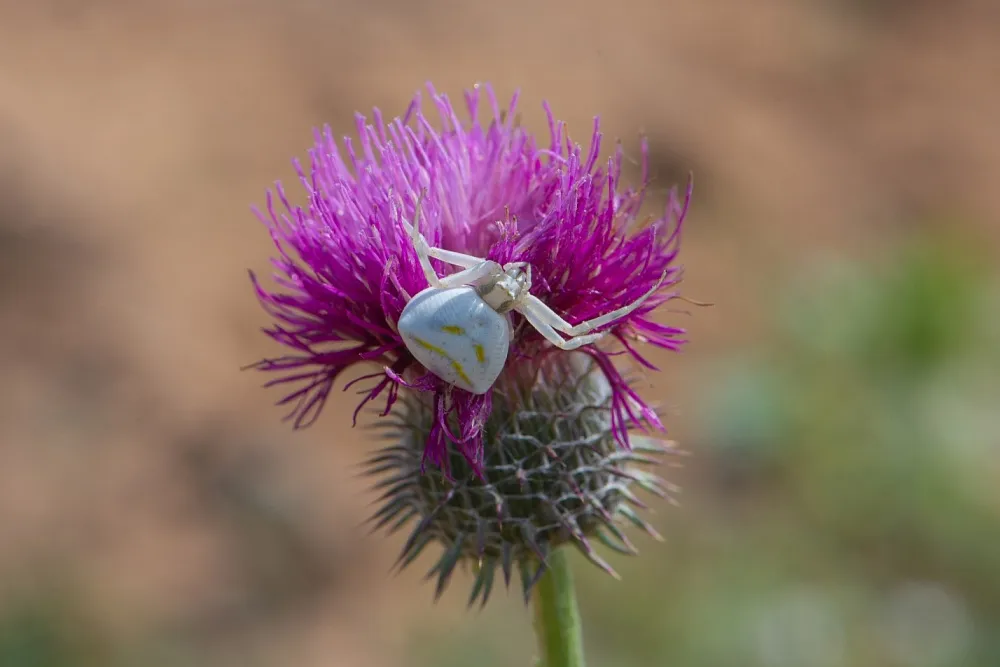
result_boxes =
[426,247,492,269]
[522,270,668,336]
[401,198,494,271]
[404,195,445,288]
[437,260,504,288]
[403,212,500,288]
[518,301,607,350]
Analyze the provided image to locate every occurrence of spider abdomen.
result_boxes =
[398,286,511,394]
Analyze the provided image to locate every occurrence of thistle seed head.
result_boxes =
[364,353,680,606]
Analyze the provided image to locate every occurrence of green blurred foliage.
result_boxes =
[0,589,113,667]
[584,234,998,667]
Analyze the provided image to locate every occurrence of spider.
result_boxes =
[396,201,666,394]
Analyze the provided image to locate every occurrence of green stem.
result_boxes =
[532,547,586,667]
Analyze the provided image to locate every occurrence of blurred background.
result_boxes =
[1,1,998,666]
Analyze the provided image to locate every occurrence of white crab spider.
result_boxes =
[396,201,667,395]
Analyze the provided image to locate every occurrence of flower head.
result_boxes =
[250,82,689,474]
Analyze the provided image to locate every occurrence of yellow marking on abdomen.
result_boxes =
[413,336,474,386]
[474,344,486,364]
[412,337,449,358]
[450,361,472,385]
[441,325,466,335]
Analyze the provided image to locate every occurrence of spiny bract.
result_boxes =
[364,353,681,604]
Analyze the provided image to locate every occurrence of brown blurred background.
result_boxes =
[1,2,998,666]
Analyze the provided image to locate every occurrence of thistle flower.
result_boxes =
[249,83,691,602]
[250,83,689,471]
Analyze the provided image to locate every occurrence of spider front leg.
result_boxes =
[522,270,669,337]
[403,196,446,288]
[518,301,607,350]
[427,246,495,270]
[402,196,502,286]
[437,260,504,288]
